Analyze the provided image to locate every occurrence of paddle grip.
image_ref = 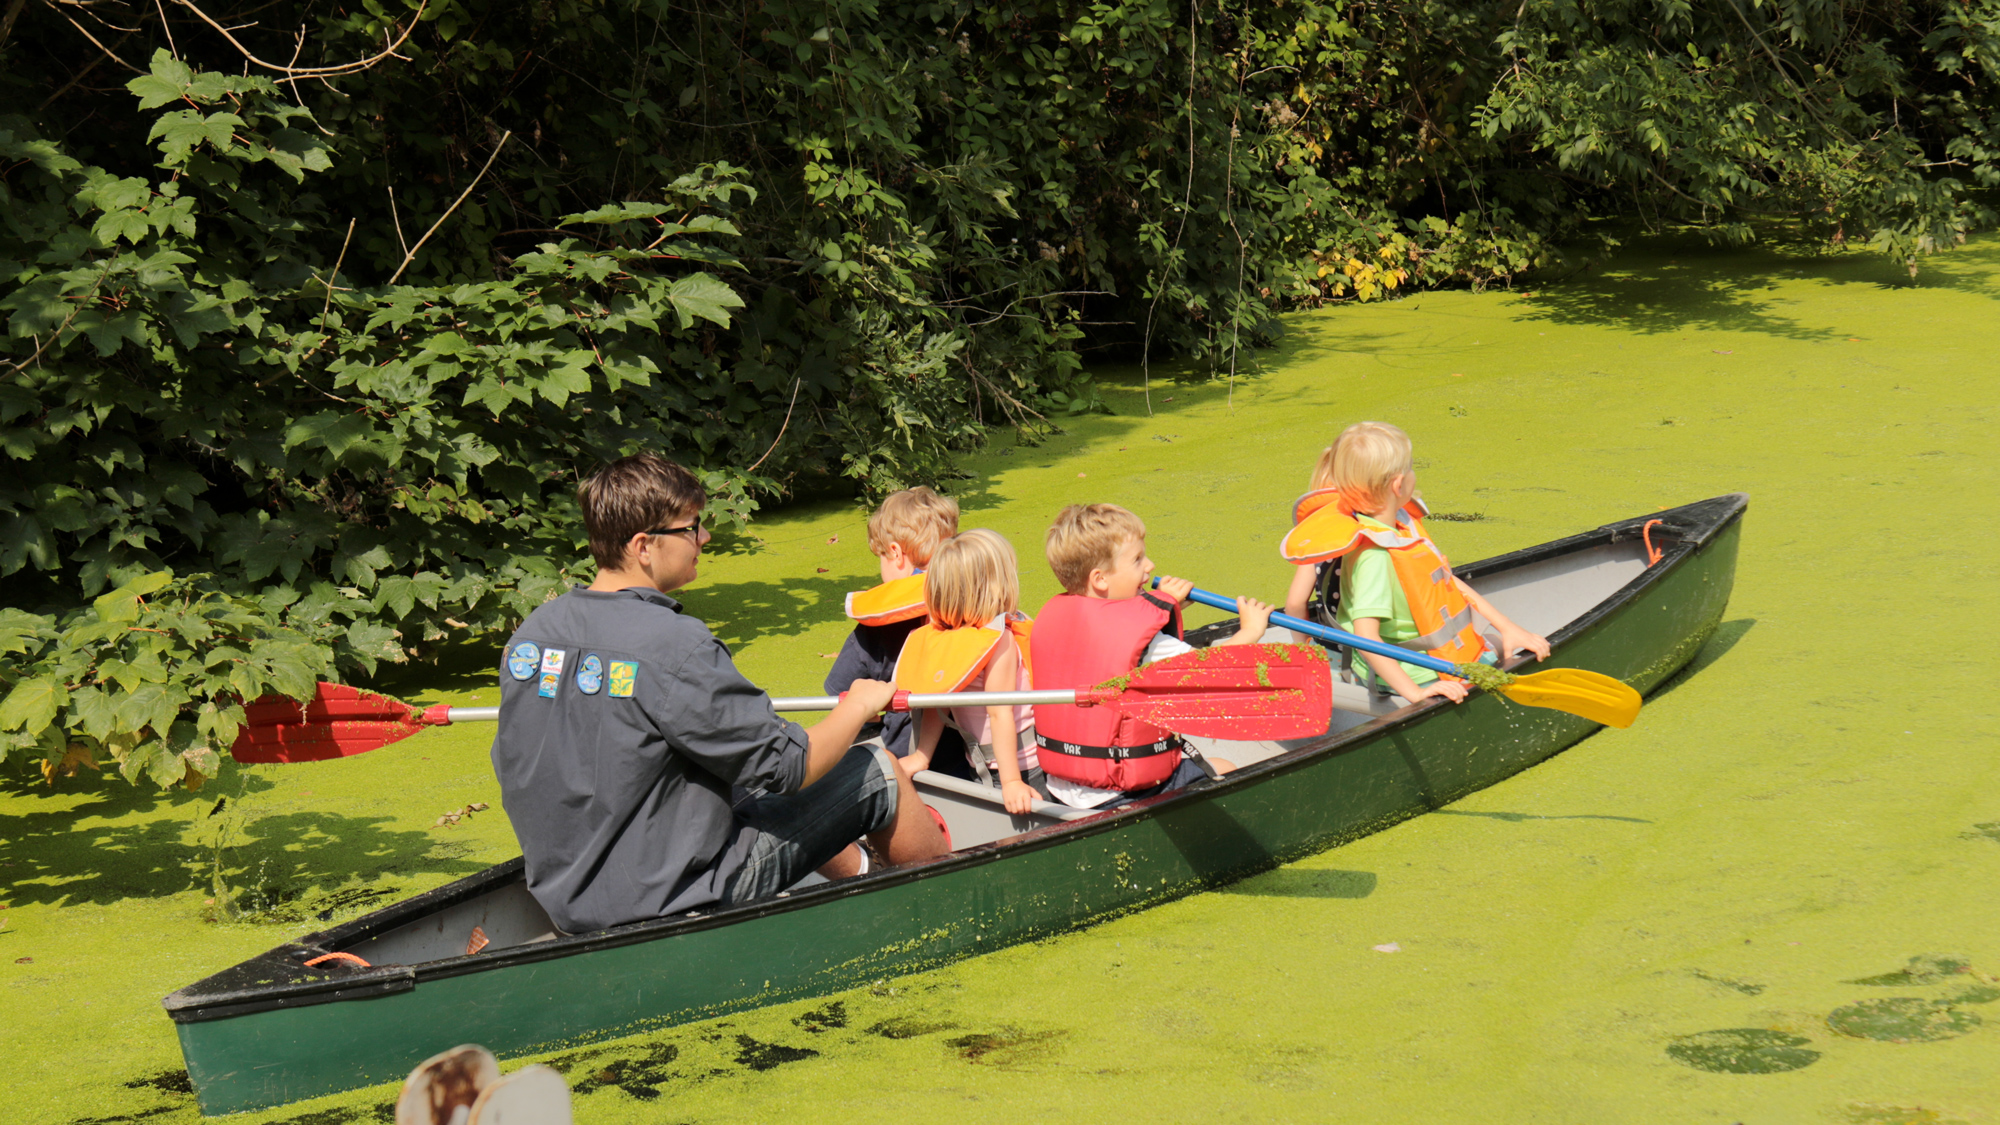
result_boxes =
[1160,580,1460,677]
[842,688,918,713]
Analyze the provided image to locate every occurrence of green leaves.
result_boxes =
[665,273,745,329]
[0,678,66,738]
[0,571,337,788]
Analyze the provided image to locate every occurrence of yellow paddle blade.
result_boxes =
[1495,667,1641,729]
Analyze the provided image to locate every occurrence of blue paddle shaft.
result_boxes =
[1166,581,1461,677]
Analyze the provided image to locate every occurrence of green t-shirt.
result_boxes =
[1334,518,1438,687]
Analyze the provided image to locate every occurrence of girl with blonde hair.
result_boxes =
[1282,422,1550,703]
[891,529,1047,813]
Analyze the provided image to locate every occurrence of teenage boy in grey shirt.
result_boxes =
[490,453,947,934]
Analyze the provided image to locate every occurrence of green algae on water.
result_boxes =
[1455,662,1518,693]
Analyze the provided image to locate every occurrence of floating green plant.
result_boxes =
[1455,662,1519,693]
[1827,998,1981,1043]
[1666,1028,1820,1074]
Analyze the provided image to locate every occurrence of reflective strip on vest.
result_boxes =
[1399,605,1475,653]
[1033,731,1181,760]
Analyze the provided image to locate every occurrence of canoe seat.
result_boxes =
[912,768,1095,852]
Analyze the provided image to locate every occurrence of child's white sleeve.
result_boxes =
[1142,632,1195,664]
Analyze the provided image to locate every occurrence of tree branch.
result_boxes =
[56,7,144,73]
[386,130,512,285]
[0,0,30,52]
[174,0,428,78]
[743,377,800,473]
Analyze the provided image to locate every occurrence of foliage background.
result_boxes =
[4,0,1998,786]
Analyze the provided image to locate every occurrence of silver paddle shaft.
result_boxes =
[438,689,1086,726]
[438,688,1088,720]
[774,690,1084,712]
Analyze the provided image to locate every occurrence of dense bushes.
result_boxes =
[4,0,1998,785]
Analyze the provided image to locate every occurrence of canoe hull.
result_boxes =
[170,496,1744,1114]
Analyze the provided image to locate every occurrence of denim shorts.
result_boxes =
[1095,756,1212,809]
[721,743,900,905]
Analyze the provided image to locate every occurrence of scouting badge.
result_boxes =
[506,642,540,682]
[576,654,604,696]
[607,660,638,698]
[538,648,567,699]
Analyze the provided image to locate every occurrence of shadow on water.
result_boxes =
[0,787,485,909]
[1520,265,1829,340]
[1219,868,1377,898]
[678,573,855,649]
[1517,236,2000,339]
[1648,617,1757,704]
[1433,809,1651,824]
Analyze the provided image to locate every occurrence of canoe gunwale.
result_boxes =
[162,493,1747,1026]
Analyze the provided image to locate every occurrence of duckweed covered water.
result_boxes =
[9,235,2000,1122]
[1455,662,1519,693]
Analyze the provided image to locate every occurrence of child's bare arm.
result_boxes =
[898,708,942,779]
[1351,616,1467,703]
[1216,596,1274,646]
[1284,564,1317,620]
[983,641,1038,814]
[1453,577,1550,661]
[1156,574,1270,648]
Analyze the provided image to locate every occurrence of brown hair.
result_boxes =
[866,486,960,565]
[1045,503,1146,594]
[578,453,707,569]
[1313,421,1413,509]
[924,529,1020,629]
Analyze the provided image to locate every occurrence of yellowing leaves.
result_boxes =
[1309,237,1414,302]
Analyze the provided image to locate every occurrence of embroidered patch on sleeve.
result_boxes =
[607,660,638,698]
[538,648,568,698]
[506,642,540,681]
[576,654,604,695]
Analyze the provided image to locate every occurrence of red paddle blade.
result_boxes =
[231,683,426,764]
[1105,644,1332,740]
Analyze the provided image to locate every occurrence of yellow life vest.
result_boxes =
[893,614,1034,693]
[844,573,928,626]
[1277,489,1486,665]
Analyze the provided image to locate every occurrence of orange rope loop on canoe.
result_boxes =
[305,952,372,969]
[1642,520,1664,566]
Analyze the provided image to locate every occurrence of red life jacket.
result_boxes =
[1030,592,1184,791]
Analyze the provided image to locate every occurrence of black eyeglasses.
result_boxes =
[645,522,702,541]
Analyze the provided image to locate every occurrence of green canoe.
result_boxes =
[162,493,1745,1114]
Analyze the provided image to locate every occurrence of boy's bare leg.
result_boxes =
[816,843,864,879]
[1210,757,1238,774]
[867,769,949,864]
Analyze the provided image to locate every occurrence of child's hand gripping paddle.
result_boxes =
[230,645,1334,763]
[1169,582,1642,729]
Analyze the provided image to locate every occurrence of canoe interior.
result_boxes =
[332,530,1657,970]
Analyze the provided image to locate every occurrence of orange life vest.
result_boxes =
[845,573,927,626]
[892,614,1034,694]
[1277,489,1486,666]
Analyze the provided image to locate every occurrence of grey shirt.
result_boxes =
[490,586,809,933]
